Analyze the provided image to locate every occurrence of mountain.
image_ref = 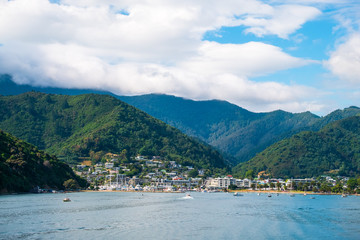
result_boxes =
[2,75,360,165]
[0,129,87,193]
[234,116,360,178]
[0,92,228,172]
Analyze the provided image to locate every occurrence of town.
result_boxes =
[73,154,358,194]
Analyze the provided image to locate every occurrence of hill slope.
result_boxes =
[3,75,360,165]
[0,130,87,193]
[119,94,360,164]
[0,92,228,172]
[234,116,360,178]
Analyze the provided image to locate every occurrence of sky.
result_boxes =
[0,0,359,115]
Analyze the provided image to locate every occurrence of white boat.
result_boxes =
[63,197,71,202]
[233,192,243,196]
[183,194,193,199]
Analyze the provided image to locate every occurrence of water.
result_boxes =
[1,192,359,240]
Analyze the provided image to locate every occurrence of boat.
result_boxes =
[267,194,272,197]
[233,192,243,196]
[290,194,295,197]
[63,197,71,202]
[257,193,261,196]
[309,196,315,199]
[304,193,307,196]
[183,194,193,199]
[342,194,348,198]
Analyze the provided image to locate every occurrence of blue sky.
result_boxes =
[0,0,359,115]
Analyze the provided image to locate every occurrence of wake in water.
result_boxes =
[181,194,193,199]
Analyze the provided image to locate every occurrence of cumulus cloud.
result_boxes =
[325,34,360,84]
[0,0,326,112]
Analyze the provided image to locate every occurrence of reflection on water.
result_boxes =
[1,192,359,240]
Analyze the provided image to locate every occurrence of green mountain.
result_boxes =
[0,92,228,172]
[119,94,360,164]
[0,130,87,193]
[234,116,360,178]
[2,75,360,166]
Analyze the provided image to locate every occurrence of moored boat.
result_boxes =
[63,197,71,202]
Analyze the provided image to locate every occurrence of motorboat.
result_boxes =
[63,197,71,202]
[183,194,193,199]
[233,192,243,196]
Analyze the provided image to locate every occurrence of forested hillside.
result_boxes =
[0,92,228,172]
[234,116,360,178]
[0,130,87,193]
[120,94,360,164]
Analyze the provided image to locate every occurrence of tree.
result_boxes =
[245,170,254,179]
[228,184,237,190]
[188,169,198,178]
[270,182,275,190]
[347,178,358,193]
[276,182,282,191]
[63,179,80,190]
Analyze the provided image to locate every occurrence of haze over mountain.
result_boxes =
[234,116,360,178]
[0,91,228,173]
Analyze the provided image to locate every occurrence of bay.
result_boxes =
[1,192,359,240]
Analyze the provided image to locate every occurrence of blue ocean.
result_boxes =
[1,192,359,239]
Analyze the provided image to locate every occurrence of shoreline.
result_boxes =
[229,189,358,196]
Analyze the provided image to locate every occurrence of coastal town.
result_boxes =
[72,154,357,194]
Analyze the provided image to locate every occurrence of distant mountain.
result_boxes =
[2,75,360,165]
[0,92,228,172]
[0,129,87,193]
[119,94,360,164]
[234,116,360,178]
[0,74,113,96]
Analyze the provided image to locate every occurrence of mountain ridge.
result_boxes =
[0,91,229,173]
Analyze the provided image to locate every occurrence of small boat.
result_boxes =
[342,194,348,198]
[290,194,295,197]
[257,193,261,196]
[309,196,315,199]
[233,192,243,196]
[304,193,307,196]
[267,194,272,197]
[63,197,71,202]
[276,193,279,196]
[183,194,193,199]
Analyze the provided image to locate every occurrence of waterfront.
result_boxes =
[1,192,359,240]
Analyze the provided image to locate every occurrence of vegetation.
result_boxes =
[2,76,359,165]
[0,92,228,173]
[119,94,360,164]
[0,130,87,193]
[234,116,360,178]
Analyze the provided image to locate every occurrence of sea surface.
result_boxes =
[0,192,359,240]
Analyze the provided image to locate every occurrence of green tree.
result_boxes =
[228,184,237,190]
[188,169,198,178]
[63,179,80,190]
[245,170,254,179]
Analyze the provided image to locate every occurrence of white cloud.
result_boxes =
[238,4,321,38]
[0,0,326,113]
[180,41,314,77]
[325,34,360,84]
